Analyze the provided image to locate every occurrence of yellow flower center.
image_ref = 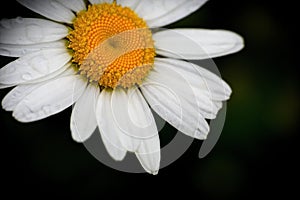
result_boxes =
[67,2,155,89]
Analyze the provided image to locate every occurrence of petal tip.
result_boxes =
[12,111,28,123]
[70,129,86,143]
[195,127,209,140]
[150,170,159,175]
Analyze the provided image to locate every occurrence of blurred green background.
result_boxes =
[0,0,298,198]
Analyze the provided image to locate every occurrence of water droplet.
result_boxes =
[42,105,51,114]
[25,112,36,121]
[15,17,24,24]
[29,55,49,74]
[22,73,33,81]
[196,129,206,139]
[21,49,28,55]
[26,24,44,43]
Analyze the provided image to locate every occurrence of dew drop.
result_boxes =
[195,129,206,140]
[22,73,33,81]
[26,24,44,43]
[42,105,51,114]
[29,55,49,74]
[15,17,24,24]
[25,112,36,121]
[19,49,28,56]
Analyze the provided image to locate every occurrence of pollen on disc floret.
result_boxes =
[67,2,156,89]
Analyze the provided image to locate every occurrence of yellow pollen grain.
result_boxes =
[67,3,155,88]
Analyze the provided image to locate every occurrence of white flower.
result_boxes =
[0,0,244,174]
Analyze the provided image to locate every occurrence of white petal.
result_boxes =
[117,0,140,10]
[17,0,75,24]
[141,62,210,139]
[13,75,86,122]
[155,58,232,101]
[0,40,67,57]
[25,62,72,84]
[57,0,86,12]
[2,83,44,111]
[118,0,208,28]
[20,62,76,86]
[0,48,71,85]
[153,58,231,120]
[0,18,68,45]
[135,135,160,175]
[89,0,113,4]
[154,29,244,60]
[111,87,158,152]
[1,64,73,111]
[88,0,100,4]
[71,84,99,142]
[111,87,158,140]
[96,89,127,161]
[118,131,140,152]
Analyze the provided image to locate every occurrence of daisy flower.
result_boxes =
[0,0,244,174]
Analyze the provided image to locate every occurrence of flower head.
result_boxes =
[0,0,244,174]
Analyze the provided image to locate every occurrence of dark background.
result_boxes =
[0,0,298,198]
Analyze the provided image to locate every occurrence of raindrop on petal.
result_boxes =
[26,24,44,43]
[42,105,51,115]
[15,17,24,24]
[22,73,33,81]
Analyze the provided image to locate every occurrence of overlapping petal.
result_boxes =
[71,84,99,142]
[141,60,210,140]
[111,87,158,140]
[13,75,86,122]
[97,88,160,172]
[0,40,67,57]
[58,0,86,13]
[0,18,68,45]
[0,48,71,85]
[96,89,127,161]
[89,0,113,5]
[135,135,160,175]
[118,0,208,28]
[154,29,244,60]
[152,58,231,120]
[17,0,75,23]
